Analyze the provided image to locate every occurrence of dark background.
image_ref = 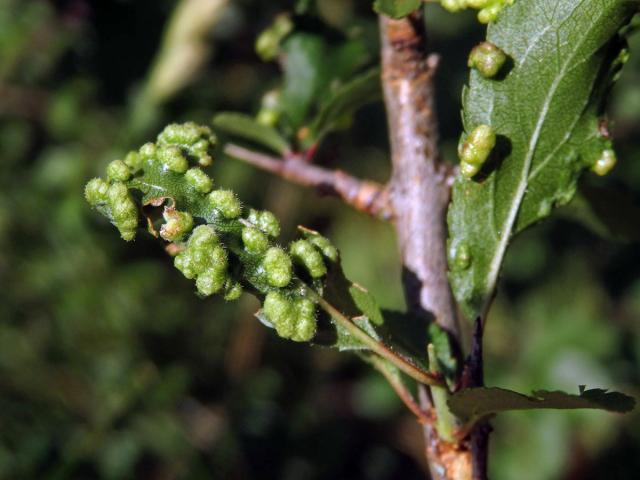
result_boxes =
[1,1,640,478]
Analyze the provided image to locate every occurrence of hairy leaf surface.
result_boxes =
[448,0,638,320]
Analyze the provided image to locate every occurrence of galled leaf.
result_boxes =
[449,386,636,426]
[448,0,638,320]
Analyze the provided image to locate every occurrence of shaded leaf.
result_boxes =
[449,386,636,424]
[310,67,382,143]
[448,0,637,320]
[212,112,290,155]
[373,0,422,19]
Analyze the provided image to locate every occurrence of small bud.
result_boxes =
[289,240,326,278]
[264,291,295,337]
[209,189,242,218]
[84,178,109,205]
[107,183,138,241]
[160,209,194,242]
[255,14,293,61]
[468,42,507,78]
[263,247,292,287]
[592,149,617,176]
[106,159,131,182]
[459,124,497,167]
[185,167,213,193]
[242,227,269,254]
[158,146,189,173]
[291,298,316,342]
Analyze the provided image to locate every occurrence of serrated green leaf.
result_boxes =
[310,67,381,143]
[212,112,290,155]
[448,0,638,320]
[373,0,422,19]
[449,386,636,425]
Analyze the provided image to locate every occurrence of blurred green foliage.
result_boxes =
[0,1,639,479]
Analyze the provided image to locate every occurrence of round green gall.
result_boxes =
[158,146,188,173]
[106,159,131,182]
[264,291,294,336]
[468,42,507,78]
[84,178,109,205]
[124,151,143,171]
[460,124,496,167]
[185,167,213,193]
[160,209,194,242]
[139,142,157,161]
[289,240,326,278]
[290,298,316,342]
[467,0,490,7]
[242,227,269,254]
[175,253,197,279]
[478,3,501,23]
[208,189,241,219]
[248,209,280,237]
[196,268,226,296]
[263,247,292,287]
[592,149,617,176]
[189,225,219,249]
[441,0,468,12]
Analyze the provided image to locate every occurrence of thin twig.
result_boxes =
[303,287,445,388]
[368,354,432,424]
[224,143,393,220]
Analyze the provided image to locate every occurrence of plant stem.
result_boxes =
[379,10,474,480]
[304,287,445,388]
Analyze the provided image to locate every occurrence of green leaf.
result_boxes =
[373,0,422,19]
[212,112,290,155]
[310,67,382,143]
[281,33,329,129]
[447,0,637,320]
[449,386,636,425]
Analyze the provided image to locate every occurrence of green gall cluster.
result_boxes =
[174,225,229,296]
[262,247,293,287]
[263,291,317,342]
[208,189,242,219]
[459,124,497,178]
[592,149,617,176]
[160,208,194,242]
[290,240,327,278]
[185,167,213,193]
[255,14,293,61]
[85,179,139,241]
[242,226,269,254]
[157,122,216,167]
[248,209,280,237]
[468,42,507,78]
[441,0,513,23]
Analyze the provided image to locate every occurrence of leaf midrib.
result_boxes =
[482,6,605,314]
